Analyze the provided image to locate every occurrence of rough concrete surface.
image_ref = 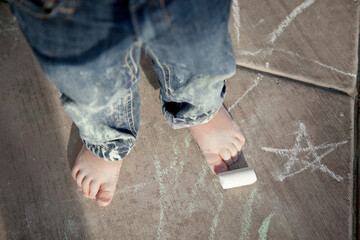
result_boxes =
[0,1,358,240]
[229,0,359,97]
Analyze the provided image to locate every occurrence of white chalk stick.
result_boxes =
[218,167,257,189]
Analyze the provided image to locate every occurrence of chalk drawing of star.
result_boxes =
[261,122,348,182]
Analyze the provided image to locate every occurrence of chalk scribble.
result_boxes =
[268,0,316,44]
[228,74,264,112]
[262,122,347,181]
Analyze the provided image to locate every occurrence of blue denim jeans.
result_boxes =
[10,0,236,161]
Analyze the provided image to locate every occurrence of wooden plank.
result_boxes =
[229,0,359,96]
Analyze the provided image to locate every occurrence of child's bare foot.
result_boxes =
[189,105,245,174]
[71,145,122,207]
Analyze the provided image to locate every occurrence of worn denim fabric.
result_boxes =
[9,0,236,161]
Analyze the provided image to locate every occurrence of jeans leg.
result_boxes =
[10,0,142,161]
[144,0,236,129]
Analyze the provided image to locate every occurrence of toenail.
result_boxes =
[99,197,110,202]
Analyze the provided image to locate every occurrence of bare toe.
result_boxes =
[233,138,243,152]
[205,153,228,174]
[219,149,231,161]
[228,144,238,157]
[71,166,80,180]
[82,177,92,196]
[231,152,239,162]
[213,161,228,174]
[236,134,246,145]
[89,181,101,199]
[220,149,233,166]
[96,185,115,207]
[76,171,86,188]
